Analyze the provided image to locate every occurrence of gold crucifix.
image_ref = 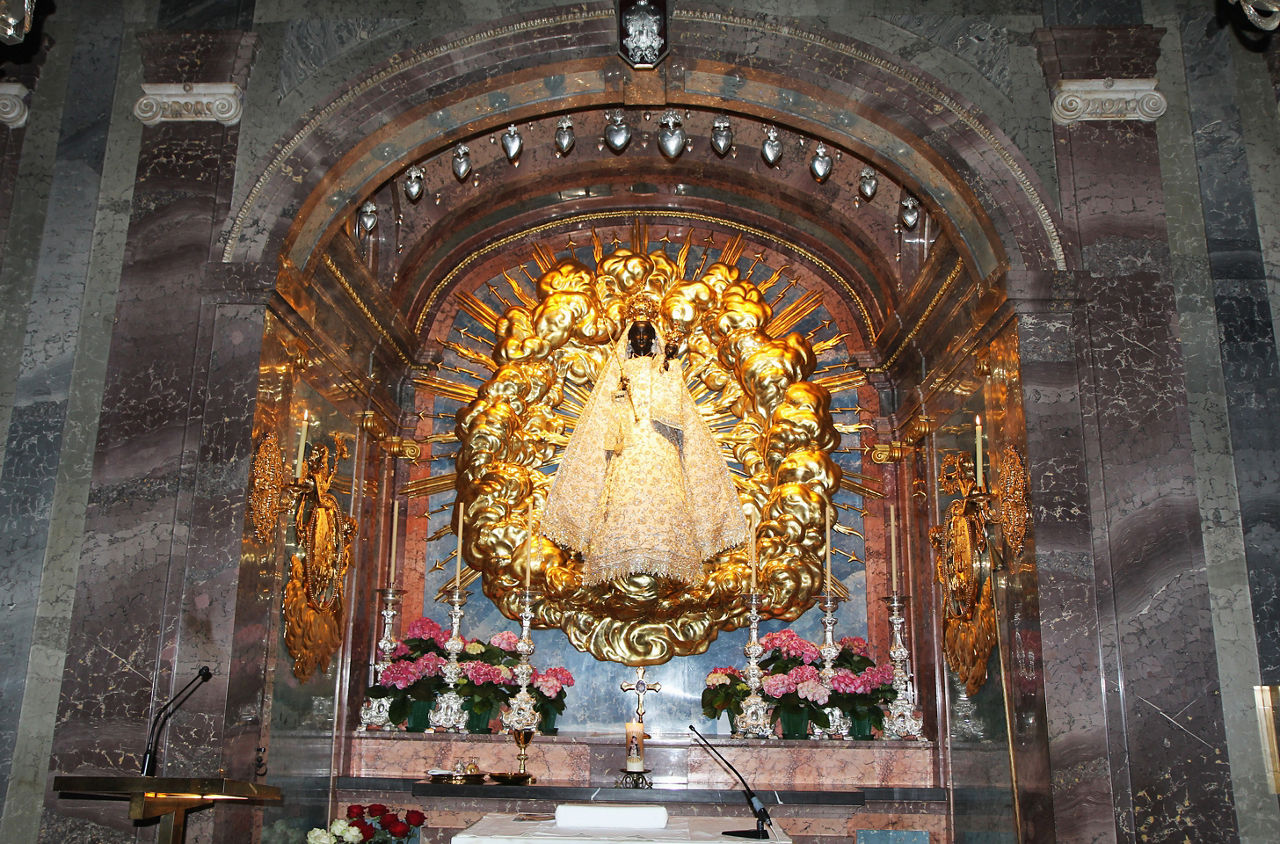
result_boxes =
[620,667,661,721]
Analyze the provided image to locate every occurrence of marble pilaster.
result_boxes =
[1036,24,1238,841]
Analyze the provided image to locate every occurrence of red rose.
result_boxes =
[387,820,412,838]
[353,820,377,841]
[367,803,388,817]
[346,804,365,819]
[379,812,400,828]
[405,809,426,827]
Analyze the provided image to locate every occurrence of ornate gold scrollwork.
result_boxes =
[929,445,1031,696]
[930,453,998,697]
[450,229,850,665]
[867,441,915,464]
[249,430,357,682]
[994,445,1030,564]
[250,432,288,543]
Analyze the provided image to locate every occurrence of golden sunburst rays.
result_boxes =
[411,225,882,658]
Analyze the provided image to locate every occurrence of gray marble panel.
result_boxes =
[1181,13,1280,689]
[1041,0,1144,26]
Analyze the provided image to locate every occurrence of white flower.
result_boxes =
[328,819,352,836]
[340,826,364,843]
[306,829,336,844]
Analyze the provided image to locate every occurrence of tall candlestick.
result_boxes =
[295,411,309,476]
[824,502,833,598]
[748,512,758,593]
[975,415,984,490]
[455,504,464,592]
[388,500,400,583]
[889,503,898,594]
[525,498,533,590]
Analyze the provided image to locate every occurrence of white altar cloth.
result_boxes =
[453,812,793,843]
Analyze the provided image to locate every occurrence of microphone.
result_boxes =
[689,725,773,840]
[141,665,212,776]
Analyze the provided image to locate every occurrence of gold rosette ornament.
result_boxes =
[452,228,847,665]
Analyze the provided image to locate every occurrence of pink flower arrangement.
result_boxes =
[760,629,821,664]
[404,616,447,645]
[796,679,829,706]
[489,630,520,651]
[839,636,870,656]
[761,673,796,698]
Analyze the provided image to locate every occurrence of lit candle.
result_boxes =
[748,512,758,593]
[824,502,833,598]
[295,411,309,476]
[388,500,400,583]
[525,498,533,590]
[889,504,898,594]
[975,414,984,490]
[625,721,646,772]
[455,504,464,592]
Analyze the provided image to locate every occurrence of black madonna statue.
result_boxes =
[542,305,746,586]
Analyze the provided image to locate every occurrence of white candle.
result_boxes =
[625,721,646,772]
[824,503,833,598]
[388,501,400,583]
[748,512,758,593]
[975,415,984,490]
[455,504,464,591]
[525,498,534,590]
[889,504,898,594]
[295,411,309,476]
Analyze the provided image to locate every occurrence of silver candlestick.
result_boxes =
[502,588,541,733]
[735,593,772,738]
[880,594,924,740]
[430,588,470,732]
[818,594,840,686]
[359,587,404,730]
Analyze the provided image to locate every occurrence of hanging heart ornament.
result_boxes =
[711,118,733,156]
[605,112,632,153]
[501,125,523,162]
[657,111,685,160]
[555,118,575,155]
[809,144,832,182]
[761,128,782,167]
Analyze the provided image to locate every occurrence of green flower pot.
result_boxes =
[405,699,434,733]
[538,708,559,736]
[848,713,875,741]
[775,707,809,740]
[465,700,497,734]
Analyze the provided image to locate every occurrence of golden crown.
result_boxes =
[624,296,659,322]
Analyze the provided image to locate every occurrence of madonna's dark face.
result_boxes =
[629,321,656,357]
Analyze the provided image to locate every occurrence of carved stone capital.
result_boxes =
[133,82,243,126]
[0,82,30,129]
[1051,78,1166,125]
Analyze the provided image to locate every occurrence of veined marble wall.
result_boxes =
[0,2,1278,843]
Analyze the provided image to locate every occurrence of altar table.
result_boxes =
[453,812,794,843]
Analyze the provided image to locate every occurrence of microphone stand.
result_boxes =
[688,725,774,840]
[141,666,212,777]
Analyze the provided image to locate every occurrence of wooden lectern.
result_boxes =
[53,776,282,844]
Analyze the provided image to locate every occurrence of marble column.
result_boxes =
[1035,25,1237,840]
[44,30,263,844]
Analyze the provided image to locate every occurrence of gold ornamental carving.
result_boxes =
[442,227,856,665]
[994,445,1030,564]
[250,432,288,543]
[930,453,997,697]
[249,431,356,682]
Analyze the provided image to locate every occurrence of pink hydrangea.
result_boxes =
[761,673,796,698]
[405,617,447,645]
[796,679,830,706]
[462,661,504,685]
[379,660,423,690]
[532,672,563,698]
[760,629,820,664]
[867,664,895,687]
[839,636,869,656]
[542,666,574,687]
[390,643,410,659]
[489,630,520,651]
[788,664,820,685]
[415,653,446,677]
[705,672,731,688]
[830,668,860,694]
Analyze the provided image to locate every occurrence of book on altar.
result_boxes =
[554,803,668,829]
